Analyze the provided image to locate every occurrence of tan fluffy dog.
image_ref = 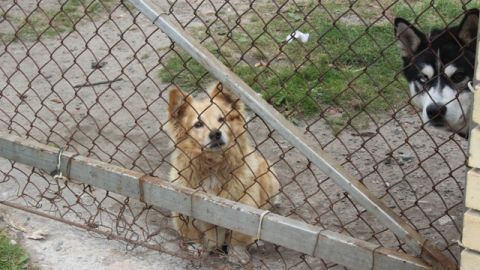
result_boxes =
[165,82,280,264]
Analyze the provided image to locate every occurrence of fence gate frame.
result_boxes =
[1,0,475,269]
[126,0,458,269]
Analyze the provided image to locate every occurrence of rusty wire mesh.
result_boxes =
[0,0,476,269]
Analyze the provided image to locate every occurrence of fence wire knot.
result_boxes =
[256,210,270,241]
[468,81,476,92]
[50,147,66,181]
[455,240,465,248]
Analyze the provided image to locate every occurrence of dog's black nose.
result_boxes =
[209,129,222,141]
[426,104,446,121]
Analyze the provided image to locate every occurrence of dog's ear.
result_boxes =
[457,9,479,46]
[168,87,192,119]
[209,82,244,112]
[394,18,427,57]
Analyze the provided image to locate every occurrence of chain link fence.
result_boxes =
[0,0,476,268]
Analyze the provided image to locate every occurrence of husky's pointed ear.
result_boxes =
[168,87,192,119]
[394,18,426,57]
[458,9,479,46]
[210,82,244,112]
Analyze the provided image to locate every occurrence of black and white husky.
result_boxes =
[394,9,478,138]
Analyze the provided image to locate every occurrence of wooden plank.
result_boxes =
[462,11,480,270]
[473,89,480,124]
[0,132,430,270]
[315,231,430,270]
[466,169,480,211]
[126,1,454,269]
[473,23,480,125]
[462,209,480,252]
[461,250,480,270]
[469,127,480,168]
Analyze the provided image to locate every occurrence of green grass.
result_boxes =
[1,0,117,42]
[0,232,30,270]
[394,0,479,29]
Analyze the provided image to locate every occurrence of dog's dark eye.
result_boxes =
[417,75,428,84]
[218,117,224,123]
[193,120,204,128]
[451,72,467,83]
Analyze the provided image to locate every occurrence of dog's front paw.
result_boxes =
[182,241,206,257]
[227,245,251,265]
[269,194,283,210]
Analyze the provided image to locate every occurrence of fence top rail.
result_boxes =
[0,132,431,270]
[126,0,456,269]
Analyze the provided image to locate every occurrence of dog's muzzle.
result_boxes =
[208,129,225,149]
[426,103,447,126]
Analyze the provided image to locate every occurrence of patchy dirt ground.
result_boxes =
[0,205,211,270]
[0,0,470,269]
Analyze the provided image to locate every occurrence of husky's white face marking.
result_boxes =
[413,63,472,134]
[421,65,434,78]
[395,10,478,137]
[409,82,421,107]
[409,65,434,108]
[444,65,457,77]
[420,84,471,132]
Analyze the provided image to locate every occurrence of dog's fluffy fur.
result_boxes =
[165,82,280,264]
[394,9,479,138]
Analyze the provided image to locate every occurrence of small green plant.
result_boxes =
[0,232,30,270]
[393,0,479,30]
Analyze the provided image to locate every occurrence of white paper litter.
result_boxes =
[285,30,310,43]
[26,230,48,240]
[5,216,48,240]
